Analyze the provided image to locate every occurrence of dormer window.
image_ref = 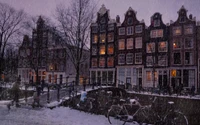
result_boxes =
[127,17,133,25]
[100,17,106,24]
[179,16,186,23]
[154,20,160,27]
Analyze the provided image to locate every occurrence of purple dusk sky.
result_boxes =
[0,0,200,26]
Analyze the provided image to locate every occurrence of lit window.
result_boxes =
[91,58,97,67]
[99,57,105,67]
[146,71,152,81]
[151,30,157,38]
[118,54,125,64]
[146,43,155,53]
[127,26,134,35]
[158,42,167,52]
[150,29,163,38]
[185,38,193,48]
[173,26,182,36]
[119,27,125,35]
[135,37,142,48]
[127,38,133,49]
[174,52,181,64]
[173,38,181,49]
[92,46,97,55]
[135,53,142,64]
[107,57,114,67]
[157,30,163,37]
[146,56,153,66]
[126,53,133,64]
[100,34,106,43]
[135,25,142,33]
[184,25,193,34]
[108,33,114,42]
[99,45,105,55]
[185,52,193,65]
[92,35,98,43]
[107,44,114,54]
[118,39,125,50]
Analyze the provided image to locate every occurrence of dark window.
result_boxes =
[100,25,106,32]
[127,17,133,25]
[174,53,181,64]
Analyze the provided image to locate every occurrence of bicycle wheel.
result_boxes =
[164,111,188,125]
[107,105,128,125]
[135,107,149,124]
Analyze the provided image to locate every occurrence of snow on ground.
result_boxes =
[0,104,139,125]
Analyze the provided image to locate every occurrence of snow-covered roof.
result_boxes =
[108,19,116,24]
[98,4,109,16]
[125,7,137,16]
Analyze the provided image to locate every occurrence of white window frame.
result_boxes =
[126,53,133,64]
[118,39,125,50]
[135,37,142,49]
[158,55,167,66]
[184,37,193,49]
[150,29,163,38]
[173,52,181,65]
[135,25,142,33]
[135,53,142,64]
[118,54,125,64]
[185,52,193,65]
[158,41,168,52]
[127,26,134,35]
[146,56,153,66]
[126,38,133,49]
[184,25,193,35]
[146,42,155,53]
[119,27,125,35]
[173,26,182,36]
[173,38,181,49]
[108,24,114,31]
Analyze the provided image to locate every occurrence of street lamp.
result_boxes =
[50,64,54,84]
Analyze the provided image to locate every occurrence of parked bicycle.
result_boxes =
[107,96,188,125]
[107,98,146,125]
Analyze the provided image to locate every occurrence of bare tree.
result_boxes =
[4,45,18,82]
[55,0,96,85]
[0,2,26,79]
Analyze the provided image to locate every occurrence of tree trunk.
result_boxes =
[75,64,80,85]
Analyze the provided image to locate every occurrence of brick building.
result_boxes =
[18,16,89,85]
[89,5,200,92]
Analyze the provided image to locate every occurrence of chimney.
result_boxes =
[116,15,120,23]
[189,14,193,20]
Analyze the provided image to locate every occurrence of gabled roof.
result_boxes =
[98,4,109,16]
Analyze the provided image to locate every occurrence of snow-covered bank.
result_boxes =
[0,105,138,125]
